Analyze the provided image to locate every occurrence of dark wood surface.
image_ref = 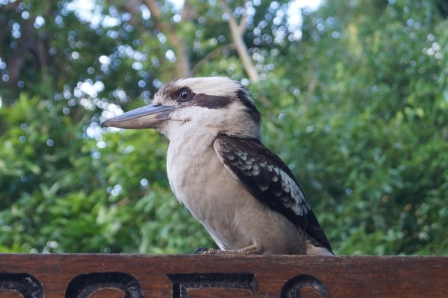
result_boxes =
[0,254,446,297]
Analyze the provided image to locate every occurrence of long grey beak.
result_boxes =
[101,105,175,129]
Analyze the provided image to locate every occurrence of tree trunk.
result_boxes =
[143,0,192,78]
[219,0,259,83]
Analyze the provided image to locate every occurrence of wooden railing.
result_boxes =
[0,254,447,297]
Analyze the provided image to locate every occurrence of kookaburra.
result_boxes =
[102,77,333,255]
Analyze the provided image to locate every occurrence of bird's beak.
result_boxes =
[101,105,175,129]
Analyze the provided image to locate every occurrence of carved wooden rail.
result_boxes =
[0,254,447,297]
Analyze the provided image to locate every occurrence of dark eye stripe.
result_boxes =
[193,94,232,109]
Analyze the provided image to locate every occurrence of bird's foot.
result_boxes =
[193,247,210,254]
[197,244,260,255]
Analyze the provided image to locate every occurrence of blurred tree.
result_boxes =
[0,0,447,255]
[263,0,448,254]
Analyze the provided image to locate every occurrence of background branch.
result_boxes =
[218,0,259,82]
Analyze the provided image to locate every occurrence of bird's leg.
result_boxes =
[201,244,261,255]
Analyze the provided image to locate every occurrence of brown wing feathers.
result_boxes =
[214,135,333,252]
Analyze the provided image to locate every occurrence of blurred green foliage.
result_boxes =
[0,0,447,255]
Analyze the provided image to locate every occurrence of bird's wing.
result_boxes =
[214,135,332,252]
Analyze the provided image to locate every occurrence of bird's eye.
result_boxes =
[179,88,193,102]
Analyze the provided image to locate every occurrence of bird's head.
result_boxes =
[102,77,261,140]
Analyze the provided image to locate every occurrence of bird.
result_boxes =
[102,77,333,255]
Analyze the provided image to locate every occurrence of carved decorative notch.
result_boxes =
[167,273,258,297]
[281,274,328,298]
[65,272,143,298]
[0,273,43,298]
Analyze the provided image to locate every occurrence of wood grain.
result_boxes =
[0,254,446,297]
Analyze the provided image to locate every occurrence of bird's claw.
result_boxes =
[193,246,259,255]
[193,247,212,254]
